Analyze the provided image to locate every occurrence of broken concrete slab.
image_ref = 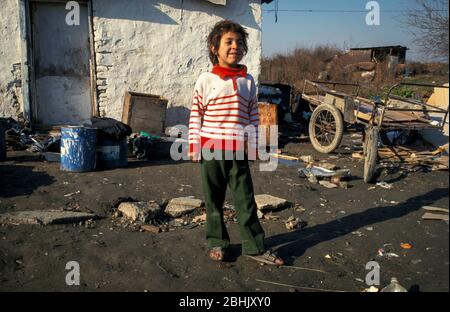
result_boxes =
[165,197,203,218]
[118,201,161,223]
[255,194,290,212]
[0,210,97,226]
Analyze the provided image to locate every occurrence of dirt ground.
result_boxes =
[0,132,448,292]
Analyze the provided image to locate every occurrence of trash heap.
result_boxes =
[0,115,60,156]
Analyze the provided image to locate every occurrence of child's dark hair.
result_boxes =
[207,20,249,65]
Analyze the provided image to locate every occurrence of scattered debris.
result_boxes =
[0,210,97,226]
[299,155,314,163]
[255,279,348,292]
[299,166,351,188]
[380,277,407,292]
[284,216,305,230]
[140,224,161,233]
[264,213,281,221]
[363,286,380,292]
[299,167,351,179]
[352,231,364,237]
[192,214,206,223]
[377,248,400,258]
[165,197,203,218]
[118,201,162,222]
[319,162,338,170]
[64,190,81,197]
[401,243,413,249]
[254,194,290,212]
[376,182,393,190]
[353,144,448,171]
[330,175,341,185]
[319,180,338,189]
[280,265,328,274]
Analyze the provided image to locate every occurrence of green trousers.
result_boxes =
[200,152,266,255]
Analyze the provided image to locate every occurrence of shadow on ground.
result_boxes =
[0,165,56,198]
[264,188,447,265]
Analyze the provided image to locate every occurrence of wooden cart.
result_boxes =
[301,80,449,183]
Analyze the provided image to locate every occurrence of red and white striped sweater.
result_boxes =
[188,65,259,159]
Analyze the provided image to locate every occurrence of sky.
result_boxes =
[261,0,432,60]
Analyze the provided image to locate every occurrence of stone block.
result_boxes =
[118,201,161,222]
[165,197,203,218]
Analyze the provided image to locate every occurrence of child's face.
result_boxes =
[215,32,245,68]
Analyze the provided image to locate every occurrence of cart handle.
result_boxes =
[311,80,361,96]
[395,82,449,89]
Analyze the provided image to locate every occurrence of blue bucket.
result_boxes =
[0,124,6,161]
[96,138,128,169]
[60,126,97,172]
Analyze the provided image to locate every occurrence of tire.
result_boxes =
[308,104,344,154]
[364,127,379,183]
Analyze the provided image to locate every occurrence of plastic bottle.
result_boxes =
[380,277,408,292]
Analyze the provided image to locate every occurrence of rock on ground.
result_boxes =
[254,194,289,212]
[0,210,96,226]
[118,201,161,222]
[165,197,203,218]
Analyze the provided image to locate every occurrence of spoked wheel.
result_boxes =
[364,126,379,183]
[309,104,344,153]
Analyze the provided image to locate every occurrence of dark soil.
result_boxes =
[0,133,448,292]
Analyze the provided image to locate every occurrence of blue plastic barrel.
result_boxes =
[0,124,6,161]
[60,126,97,172]
[96,138,128,169]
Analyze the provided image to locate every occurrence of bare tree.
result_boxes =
[403,0,449,61]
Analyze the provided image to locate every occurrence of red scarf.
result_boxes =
[211,65,248,91]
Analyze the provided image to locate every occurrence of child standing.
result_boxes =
[188,20,284,266]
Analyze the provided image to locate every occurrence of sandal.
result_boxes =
[246,250,284,266]
[209,247,228,262]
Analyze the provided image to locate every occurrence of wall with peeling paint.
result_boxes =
[1,0,263,127]
[0,0,23,118]
[92,0,263,126]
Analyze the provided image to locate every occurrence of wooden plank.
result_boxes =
[422,206,449,213]
[422,213,449,221]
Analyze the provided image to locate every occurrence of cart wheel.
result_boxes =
[309,104,344,154]
[364,127,379,183]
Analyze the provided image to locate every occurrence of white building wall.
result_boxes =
[0,0,23,118]
[92,0,263,126]
[0,0,263,126]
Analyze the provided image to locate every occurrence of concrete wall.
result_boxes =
[0,0,23,118]
[92,0,263,126]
